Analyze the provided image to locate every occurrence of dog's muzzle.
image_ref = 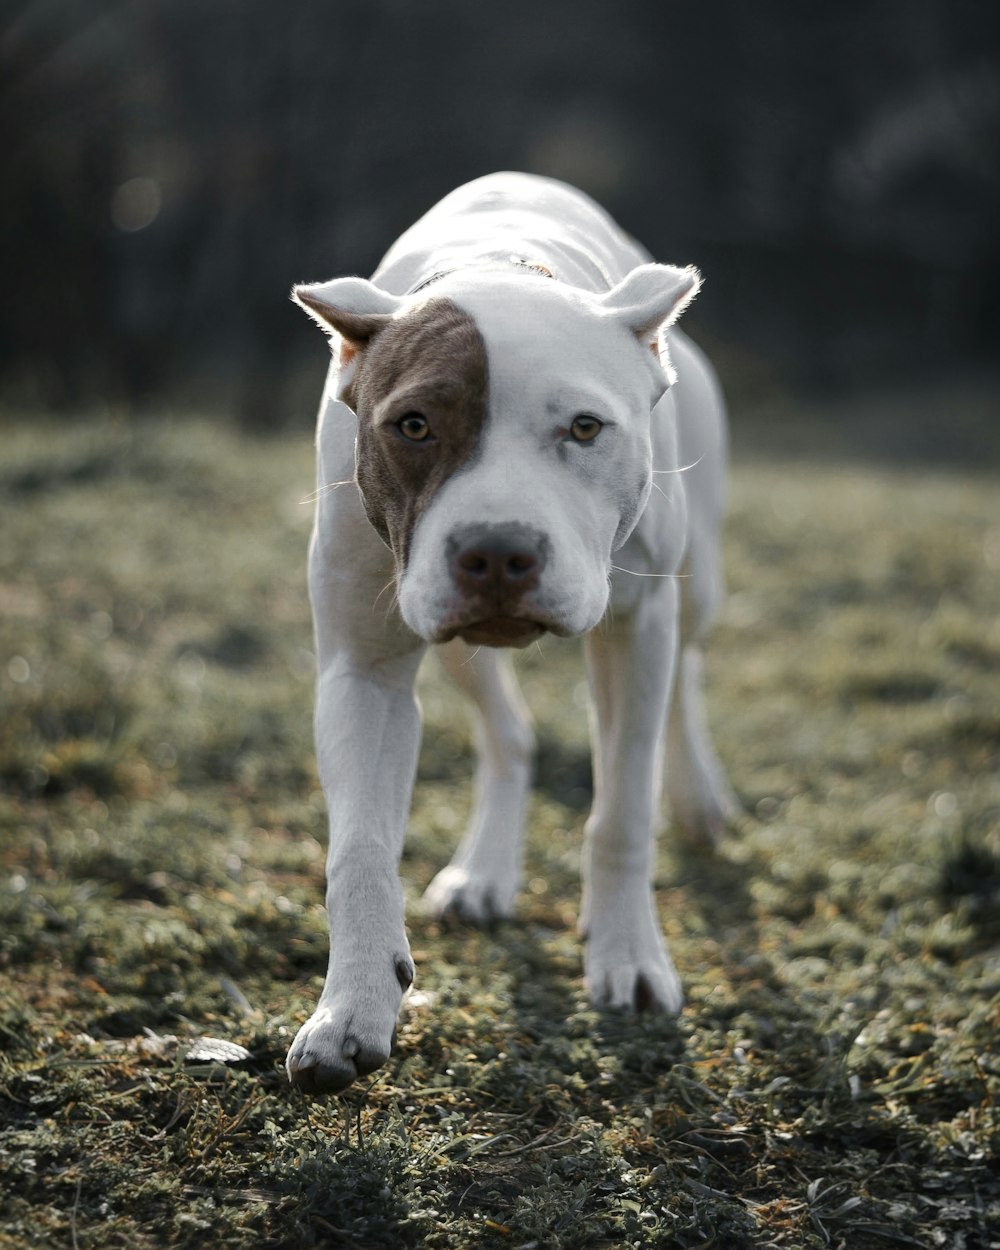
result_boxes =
[439,522,551,647]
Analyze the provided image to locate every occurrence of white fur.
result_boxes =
[285,173,734,1093]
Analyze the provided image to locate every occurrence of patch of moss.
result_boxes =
[1,413,998,1249]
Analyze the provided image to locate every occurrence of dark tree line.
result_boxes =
[3,0,998,423]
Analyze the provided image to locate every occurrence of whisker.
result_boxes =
[610,565,690,580]
[373,577,399,619]
[652,455,703,476]
[300,479,355,504]
[461,646,483,666]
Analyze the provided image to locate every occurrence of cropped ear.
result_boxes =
[598,263,701,339]
[292,278,405,367]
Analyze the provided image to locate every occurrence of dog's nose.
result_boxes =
[447,524,547,598]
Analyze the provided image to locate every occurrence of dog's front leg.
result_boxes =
[286,647,423,1094]
[580,580,683,1014]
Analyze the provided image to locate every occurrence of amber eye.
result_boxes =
[569,414,603,443]
[398,412,431,442]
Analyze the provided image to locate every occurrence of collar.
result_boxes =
[408,255,555,295]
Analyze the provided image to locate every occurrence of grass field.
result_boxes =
[1,408,998,1249]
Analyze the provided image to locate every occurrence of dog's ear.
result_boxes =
[598,263,701,339]
[292,279,404,397]
[598,263,701,390]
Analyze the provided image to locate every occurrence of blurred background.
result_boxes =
[3,0,998,444]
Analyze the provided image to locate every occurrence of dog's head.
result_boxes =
[294,265,699,646]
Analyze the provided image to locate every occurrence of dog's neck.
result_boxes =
[407,255,555,295]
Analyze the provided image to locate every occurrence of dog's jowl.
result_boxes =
[287,173,735,1093]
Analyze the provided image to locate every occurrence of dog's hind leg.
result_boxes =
[665,643,738,845]
[664,532,738,846]
[422,640,535,923]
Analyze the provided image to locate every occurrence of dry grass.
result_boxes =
[1,409,998,1248]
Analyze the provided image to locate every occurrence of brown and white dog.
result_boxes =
[286,173,734,1093]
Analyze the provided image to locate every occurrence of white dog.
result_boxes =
[286,173,734,1092]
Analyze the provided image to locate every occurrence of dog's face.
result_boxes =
[295,265,699,646]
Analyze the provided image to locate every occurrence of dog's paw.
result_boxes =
[423,864,515,924]
[583,917,684,1014]
[286,957,412,1094]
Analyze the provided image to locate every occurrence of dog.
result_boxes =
[285,173,734,1093]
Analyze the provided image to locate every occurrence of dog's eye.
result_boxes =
[398,412,431,442]
[569,414,603,443]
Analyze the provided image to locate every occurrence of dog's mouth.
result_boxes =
[454,615,547,648]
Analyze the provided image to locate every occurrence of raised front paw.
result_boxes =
[286,956,413,1094]
[422,863,516,924]
[583,915,684,1015]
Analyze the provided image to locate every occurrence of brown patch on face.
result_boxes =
[349,298,489,565]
